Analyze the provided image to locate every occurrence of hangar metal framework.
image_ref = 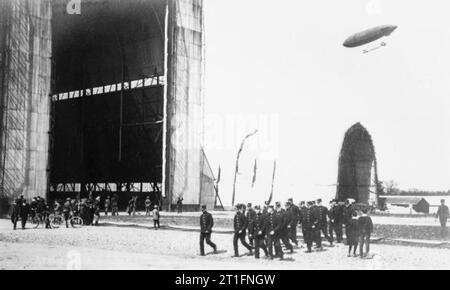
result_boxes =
[0,0,215,214]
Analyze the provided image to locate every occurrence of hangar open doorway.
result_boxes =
[0,0,216,214]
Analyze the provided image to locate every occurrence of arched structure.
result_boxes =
[336,123,379,204]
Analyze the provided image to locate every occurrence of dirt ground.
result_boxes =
[0,219,449,270]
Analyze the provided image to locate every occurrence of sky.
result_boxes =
[202,0,450,206]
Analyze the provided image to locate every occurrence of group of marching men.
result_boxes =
[199,198,374,260]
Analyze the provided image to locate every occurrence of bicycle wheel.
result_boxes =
[31,216,40,229]
[70,216,83,228]
[50,214,64,229]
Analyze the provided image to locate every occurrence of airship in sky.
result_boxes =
[343,25,398,53]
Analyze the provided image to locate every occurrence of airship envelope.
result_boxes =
[343,25,398,48]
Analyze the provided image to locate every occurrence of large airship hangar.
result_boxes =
[0,0,216,215]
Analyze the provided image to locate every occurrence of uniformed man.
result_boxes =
[328,200,337,242]
[329,199,344,243]
[145,196,152,216]
[63,197,72,228]
[93,196,101,226]
[436,199,450,237]
[278,202,294,253]
[343,199,355,244]
[104,196,111,216]
[176,197,184,214]
[126,196,134,216]
[315,198,333,248]
[79,199,87,222]
[30,197,38,219]
[11,199,21,230]
[300,201,318,253]
[273,202,293,254]
[265,205,284,260]
[299,201,306,214]
[85,194,94,225]
[286,200,299,246]
[299,201,307,247]
[246,203,256,247]
[199,205,217,256]
[111,194,119,216]
[17,195,25,211]
[262,200,270,215]
[43,202,52,229]
[233,204,253,257]
[249,205,269,259]
[241,203,247,216]
[37,197,46,218]
[54,200,62,215]
[152,205,160,229]
[20,199,30,230]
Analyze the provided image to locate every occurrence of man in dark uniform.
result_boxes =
[328,199,343,243]
[249,205,268,259]
[43,202,52,229]
[286,200,299,246]
[199,205,217,256]
[233,204,253,257]
[262,201,270,215]
[30,197,38,219]
[176,197,184,214]
[276,202,294,253]
[17,195,25,210]
[299,201,306,209]
[310,200,320,249]
[315,198,333,248]
[436,199,450,237]
[85,195,94,224]
[265,205,284,260]
[63,198,72,228]
[246,203,256,247]
[299,201,307,247]
[241,203,247,215]
[274,202,294,253]
[11,199,21,230]
[301,201,318,253]
[20,199,30,229]
[37,197,46,218]
[111,194,118,216]
[104,196,111,216]
[343,199,354,244]
[93,196,101,226]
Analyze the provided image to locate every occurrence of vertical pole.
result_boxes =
[373,156,380,207]
[118,62,124,161]
[231,130,258,206]
[267,160,276,205]
[163,0,172,211]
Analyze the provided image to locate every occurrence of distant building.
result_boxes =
[379,196,430,214]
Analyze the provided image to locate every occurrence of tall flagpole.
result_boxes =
[267,160,276,205]
[251,159,257,188]
[231,130,258,206]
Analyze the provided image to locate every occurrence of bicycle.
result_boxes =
[28,211,49,229]
[50,212,83,228]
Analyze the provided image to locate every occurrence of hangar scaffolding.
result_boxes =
[0,0,215,214]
